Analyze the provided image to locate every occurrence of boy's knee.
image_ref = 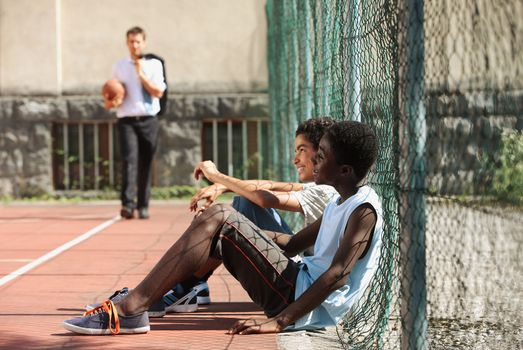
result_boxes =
[199,203,235,223]
[209,203,234,213]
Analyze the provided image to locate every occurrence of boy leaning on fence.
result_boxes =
[82,117,339,316]
[63,120,383,335]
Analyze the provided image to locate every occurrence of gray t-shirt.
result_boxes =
[291,182,338,230]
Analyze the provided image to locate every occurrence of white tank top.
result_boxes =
[291,185,383,329]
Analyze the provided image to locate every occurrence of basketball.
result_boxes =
[102,79,125,101]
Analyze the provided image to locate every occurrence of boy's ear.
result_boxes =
[340,164,353,176]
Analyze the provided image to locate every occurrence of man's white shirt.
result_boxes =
[112,57,166,117]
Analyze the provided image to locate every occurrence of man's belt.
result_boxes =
[121,115,154,122]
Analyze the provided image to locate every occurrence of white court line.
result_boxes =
[0,215,120,287]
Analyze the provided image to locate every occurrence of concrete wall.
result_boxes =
[0,0,268,95]
[425,0,523,91]
[0,0,61,95]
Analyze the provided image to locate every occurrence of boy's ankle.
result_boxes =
[114,301,128,316]
[115,299,143,316]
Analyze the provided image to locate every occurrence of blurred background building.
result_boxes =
[0,0,269,196]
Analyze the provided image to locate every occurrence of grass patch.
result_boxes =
[0,185,240,204]
[484,130,523,206]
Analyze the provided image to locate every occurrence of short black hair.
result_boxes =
[324,121,378,181]
[126,26,146,40]
[295,117,336,150]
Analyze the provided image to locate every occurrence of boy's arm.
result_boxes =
[190,161,305,212]
[262,216,322,254]
[229,203,377,334]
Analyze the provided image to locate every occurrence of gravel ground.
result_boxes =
[425,199,522,349]
[278,199,522,350]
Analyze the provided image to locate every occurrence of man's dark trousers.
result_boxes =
[117,116,159,210]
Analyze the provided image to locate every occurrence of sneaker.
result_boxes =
[86,287,165,318]
[120,207,134,219]
[147,298,166,318]
[162,284,198,313]
[85,287,129,311]
[138,207,149,219]
[194,281,211,305]
[63,300,149,335]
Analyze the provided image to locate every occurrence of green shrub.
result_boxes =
[1,186,199,202]
[489,130,523,205]
[151,186,197,200]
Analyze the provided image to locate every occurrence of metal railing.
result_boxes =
[52,117,270,191]
[52,120,116,191]
[203,118,269,179]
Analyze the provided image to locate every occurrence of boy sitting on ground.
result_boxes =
[88,117,337,315]
[63,120,382,335]
[161,117,337,311]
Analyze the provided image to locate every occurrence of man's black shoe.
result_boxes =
[120,207,134,219]
[138,207,149,219]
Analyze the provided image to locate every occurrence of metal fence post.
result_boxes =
[398,0,428,349]
[347,0,361,121]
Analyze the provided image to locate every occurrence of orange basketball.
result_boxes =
[102,79,125,101]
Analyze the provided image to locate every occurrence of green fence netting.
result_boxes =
[266,0,522,349]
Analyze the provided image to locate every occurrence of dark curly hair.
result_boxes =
[324,121,378,181]
[295,117,336,150]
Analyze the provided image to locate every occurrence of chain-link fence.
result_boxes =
[266,0,522,349]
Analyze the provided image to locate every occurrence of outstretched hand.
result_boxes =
[227,317,286,335]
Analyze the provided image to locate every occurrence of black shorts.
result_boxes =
[211,210,301,317]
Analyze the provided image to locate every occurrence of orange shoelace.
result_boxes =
[82,300,120,335]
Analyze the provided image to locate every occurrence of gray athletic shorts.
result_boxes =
[211,209,301,317]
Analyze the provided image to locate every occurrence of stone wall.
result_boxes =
[0,0,268,96]
[1,89,520,197]
[0,93,269,197]
[0,98,63,197]
[426,89,523,195]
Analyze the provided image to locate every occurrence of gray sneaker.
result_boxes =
[63,300,149,335]
[86,287,165,318]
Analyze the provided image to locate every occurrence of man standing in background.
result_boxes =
[104,26,166,219]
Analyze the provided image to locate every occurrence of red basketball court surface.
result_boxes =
[0,202,280,349]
